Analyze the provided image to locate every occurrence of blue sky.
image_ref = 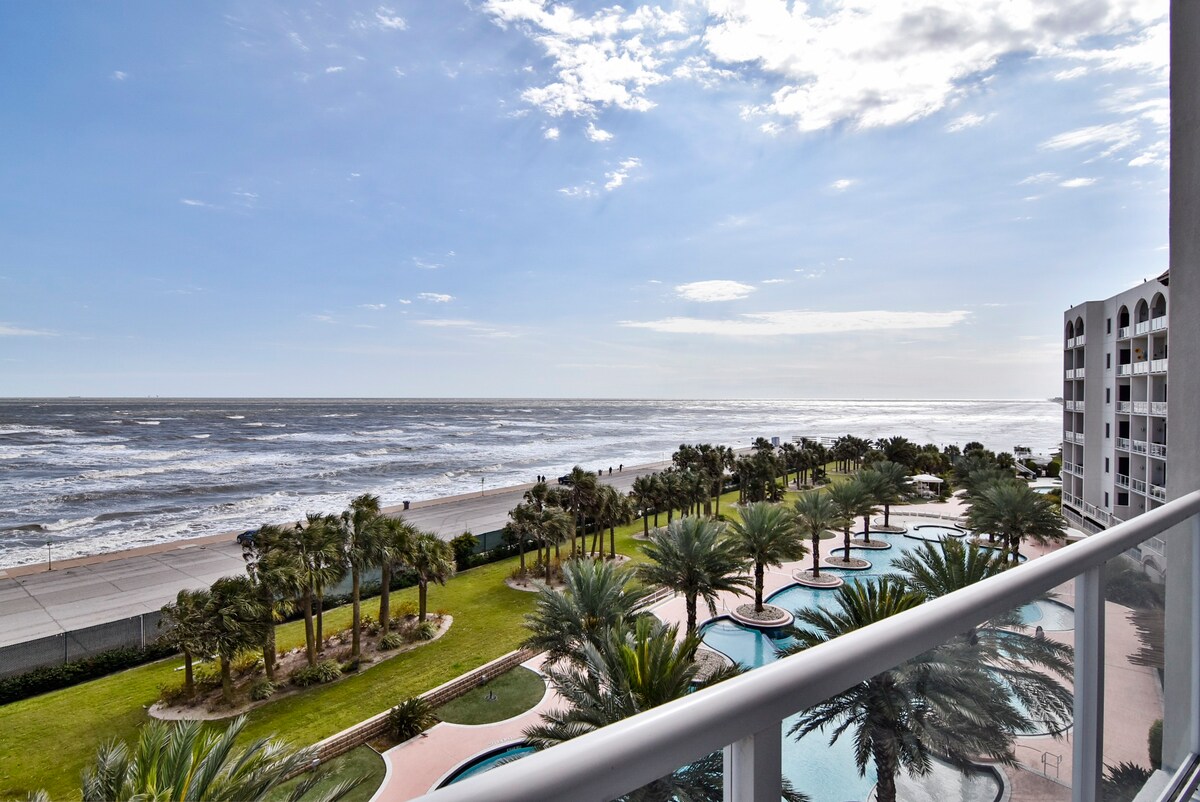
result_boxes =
[0,0,1169,399]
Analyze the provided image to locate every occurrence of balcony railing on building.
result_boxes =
[1117,401,1132,413]
[1117,474,1131,488]
[1149,484,1168,501]
[1152,401,1168,416]
[1134,362,1150,375]
[1133,477,1148,493]
[1134,401,1149,414]
[1150,314,1168,331]
[1064,431,1076,443]
[419,493,1200,802]
[1118,364,1132,376]
[1118,325,1131,339]
[1151,442,1168,458]
[1135,320,1151,335]
[1151,358,1169,373]
[1132,439,1149,455]
[1117,437,1131,451]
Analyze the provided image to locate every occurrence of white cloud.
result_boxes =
[375,7,407,30]
[325,66,346,74]
[360,303,387,310]
[544,126,561,140]
[1053,67,1088,81]
[558,184,597,198]
[829,178,856,191]
[397,298,412,304]
[418,292,454,303]
[416,318,473,327]
[309,314,336,324]
[110,70,128,81]
[1040,121,1141,157]
[675,280,756,302]
[1019,172,1059,185]
[946,112,990,132]
[604,157,641,191]
[179,199,210,207]
[622,309,970,337]
[586,122,614,142]
[412,257,442,270]
[761,279,789,285]
[1060,177,1098,188]
[0,323,55,336]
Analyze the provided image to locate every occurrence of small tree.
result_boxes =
[724,502,805,611]
[408,530,456,622]
[205,575,268,705]
[158,588,212,701]
[449,531,478,570]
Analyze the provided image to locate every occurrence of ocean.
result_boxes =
[0,398,1060,568]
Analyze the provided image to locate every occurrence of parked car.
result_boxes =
[235,529,258,547]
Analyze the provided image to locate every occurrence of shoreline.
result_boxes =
[0,456,676,579]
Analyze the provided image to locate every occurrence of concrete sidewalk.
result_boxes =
[0,461,671,649]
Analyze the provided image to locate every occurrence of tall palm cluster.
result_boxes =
[160,493,454,705]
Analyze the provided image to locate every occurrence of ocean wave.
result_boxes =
[190,434,211,439]
[226,415,245,420]
[0,425,80,437]
[135,420,161,426]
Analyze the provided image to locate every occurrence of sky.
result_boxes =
[0,0,1170,399]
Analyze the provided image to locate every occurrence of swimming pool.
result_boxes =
[438,744,536,787]
[1016,598,1075,631]
[907,523,969,541]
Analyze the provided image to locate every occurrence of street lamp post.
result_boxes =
[45,541,52,572]
[481,476,485,497]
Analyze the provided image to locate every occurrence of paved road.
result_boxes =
[0,461,671,649]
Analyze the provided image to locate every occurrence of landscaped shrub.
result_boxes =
[411,621,437,641]
[450,531,479,571]
[387,696,437,742]
[290,660,341,687]
[378,633,404,651]
[249,678,276,701]
[157,681,191,706]
[340,657,361,674]
[0,642,176,706]
[231,652,263,676]
[1149,719,1163,769]
[393,600,418,618]
[193,662,222,691]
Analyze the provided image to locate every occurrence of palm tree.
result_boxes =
[158,588,211,701]
[793,490,845,579]
[373,516,414,636]
[888,539,1074,736]
[523,618,789,802]
[408,530,455,622]
[206,575,268,705]
[866,461,913,528]
[340,493,383,659]
[785,578,1024,802]
[826,480,869,560]
[877,435,919,469]
[631,475,655,537]
[290,513,345,666]
[523,558,649,663]
[239,523,296,682]
[660,469,683,523]
[966,480,1066,561]
[79,715,358,802]
[724,502,806,611]
[852,471,885,542]
[637,517,752,639]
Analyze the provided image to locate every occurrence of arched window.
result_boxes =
[1066,320,1075,342]
[1135,299,1150,323]
[1075,316,1085,336]
[1118,305,1130,328]
[1151,292,1167,318]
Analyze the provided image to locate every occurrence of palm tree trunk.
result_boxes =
[183,650,195,700]
[755,563,764,612]
[714,480,721,514]
[872,739,899,802]
[654,508,659,527]
[862,514,871,543]
[351,568,361,658]
[812,535,821,577]
[220,656,234,705]
[591,526,600,556]
[418,580,428,622]
[843,526,852,561]
[686,594,698,640]
[263,633,275,682]
[379,563,392,636]
[609,524,615,559]
[884,503,892,527]
[303,591,316,666]
[643,511,649,537]
[518,538,527,574]
[316,590,324,650]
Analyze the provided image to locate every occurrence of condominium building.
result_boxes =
[1061,273,1170,560]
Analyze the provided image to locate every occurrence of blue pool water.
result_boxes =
[1016,599,1075,631]
[698,529,1053,802]
[441,745,536,786]
[907,524,968,541]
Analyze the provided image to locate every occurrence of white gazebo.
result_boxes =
[911,473,944,494]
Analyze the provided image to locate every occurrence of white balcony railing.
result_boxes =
[1117,401,1132,413]
[1117,437,1131,451]
[1064,368,1074,380]
[1132,439,1149,455]
[1065,337,1076,349]
[1075,366,1086,379]
[1152,401,1168,416]
[1152,358,1169,373]
[1134,362,1150,375]
[1149,484,1167,501]
[1151,443,1168,458]
[1064,431,1076,443]
[1134,401,1149,414]
[1150,315,1168,331]
[1132,478,1147,493]
[1118,364,1132,376]
[418,493,1200,802]
[1076,432,1085,444]
[1116,474,1131,488]
[1135,320,1151,335]
[1118,325,1131,339]
[1075,334,1086,346]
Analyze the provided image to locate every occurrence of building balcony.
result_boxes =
[1132,439,1149,454]
[1117,401,1132,413]
[1151,401,1168,416]
[1133,401,1149,414]
[1116,474,1131,488]
[1117,437,1131,451]
[1118,364,1132,376]
[1075,366,1086,378]
[1151,358,1168,373]
[1064,431,1075,443]
[419,493,1200,802]
[1135,320,1151,335]
[1151,442,1168,458]
[1133,362,1150,375]
[1150,314,1168,331]
[1118,325,1131,339]
[1149,484,1167,501]
[1075,432,1085,444]
[1132,477,1147,493]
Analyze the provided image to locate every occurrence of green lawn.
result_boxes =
[263,745,386,802]
[0,484,772,801]
[435,665,545,725]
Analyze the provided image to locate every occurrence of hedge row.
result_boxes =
[0,642,177,706]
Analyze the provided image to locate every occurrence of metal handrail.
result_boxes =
[417,491,1200,802]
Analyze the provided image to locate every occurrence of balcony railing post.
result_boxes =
[1072,564,1107,802]
[725,726,782,802]
[1192,515,1200,756]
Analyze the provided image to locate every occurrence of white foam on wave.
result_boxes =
[0,425,80,437]
[190,434,211,439]
[135,420,160,426]
[243,422,264,427]
[226,415,245,420]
